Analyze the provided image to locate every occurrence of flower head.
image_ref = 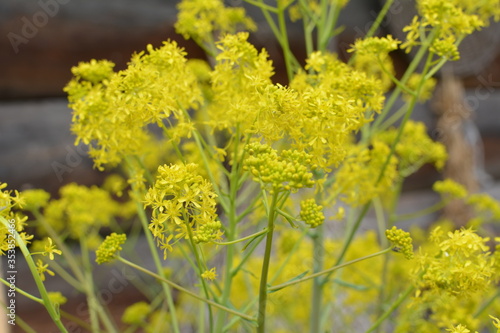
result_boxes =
[95,233,127,264]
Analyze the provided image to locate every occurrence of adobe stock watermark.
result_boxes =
[7,0,70,54]
[51,144,89,183]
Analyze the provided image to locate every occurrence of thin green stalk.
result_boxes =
[269,248,392,292]
[335,203,371,266]
[365,0,396,39]
[318,1,341,51]
[0,278,43,304]
[310,223,325,333]
[277,4,296,81]
[118,257,256,322]
[393,200,447,222]
[184,214,214,332]
[0,216,68,332]
[474,288,500,318]
[310,191,325,333]
[213,228,268,245]
[373,197,389,333]
[80,237,117,333]
[370,28,439,135]
[257,191,279,333]
[131,186,181,333]
[365,284,415,333]
[214,126,243,332]
[32,210,85,283]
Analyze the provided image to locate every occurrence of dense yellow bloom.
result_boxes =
[401,0,500,58]
[65,41,202,169]
[175,0,256,45]
[144,163,222,259]
[95,233,127,264]
[376,121,447,176]
[415,227,494,298]
[333,141,398,206]
[43,183,120,239]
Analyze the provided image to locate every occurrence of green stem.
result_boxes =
[0,216,68,332]
[131,185,181,333]
[184,213,214,332]
[474,287,500,318]
[365,0,395,39]
[365,284,415,333]
[80,237,117,333]
[310,191,325,333]
[118,257,256,322]
[394,200,447,222]
[0,278,43,304]
[32,210,85,283]
[257,191,279,333]
[269,248,392,292]
[213,228,268,245]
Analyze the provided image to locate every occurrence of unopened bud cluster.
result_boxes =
[244,142,316,193]
[300,199,324,228]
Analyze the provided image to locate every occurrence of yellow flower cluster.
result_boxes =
[332,141,398,206]
[0,183,31,254]
[144,163,222,259]
[21,189,50,211]
[433,178,468,199]
[175,0,256,45]
[243,142,316,193]
[349,36,400,56]
[415,227,494,298]
[201,267,217,281]
[122,301,150,325]
[95,233,127,264]
[386,226,414,259]
[288,0,349,22]
[300,199,325,228]
[402,0,500,59]
[64,41,202,169]
[467,193,500,223]
[208,32,274,133]
[209,35,386,170]
[376,120,448,176]
[290,51,386,168]
[43,183,120,239]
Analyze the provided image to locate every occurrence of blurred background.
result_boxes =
[0,0,499,331]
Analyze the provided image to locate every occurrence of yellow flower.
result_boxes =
[36,259,55,281]
[95,233,127,264]
[43,237,62,260]
[201,267,218,281]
